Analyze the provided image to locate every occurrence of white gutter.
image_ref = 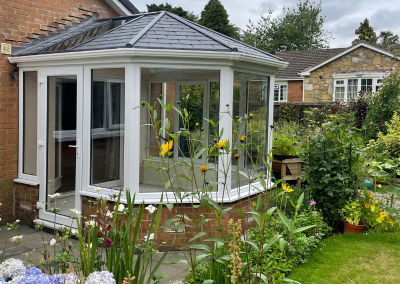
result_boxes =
[104,0,133,16]
[9,48,288,69]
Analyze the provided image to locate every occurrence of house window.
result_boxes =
[23,71,38,176]
[90,69,125,189]
[333,77,383,102]
[274,84,288,102]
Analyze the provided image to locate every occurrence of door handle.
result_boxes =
[68,139,79,157]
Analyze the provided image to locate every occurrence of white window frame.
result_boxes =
[273,83,288,102]
[333,77,383,102]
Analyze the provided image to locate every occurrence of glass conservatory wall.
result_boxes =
[139,68,220,193]
[231,72,270,190]
[90,68,125,190]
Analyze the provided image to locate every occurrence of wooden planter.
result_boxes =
[272,156,302,187]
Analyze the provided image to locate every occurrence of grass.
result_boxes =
[288,232,400,284]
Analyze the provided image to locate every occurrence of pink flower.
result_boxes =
[104,238,113,250]
[106,224,112,231]
[310,200,316,206]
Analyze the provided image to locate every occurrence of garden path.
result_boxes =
[0,225,188,283]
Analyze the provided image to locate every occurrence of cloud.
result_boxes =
[249,1,276,15]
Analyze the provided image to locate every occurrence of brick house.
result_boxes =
[274,42,399,103]
[0,0,287,248]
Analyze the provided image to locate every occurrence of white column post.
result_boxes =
[125,63,139,195]
[267,74,275,163]
[218,66,234,200]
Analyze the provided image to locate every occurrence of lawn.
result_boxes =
[288,233,400,284]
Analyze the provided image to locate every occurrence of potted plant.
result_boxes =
[342,201,365,233]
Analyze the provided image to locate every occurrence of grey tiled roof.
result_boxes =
[275,48,346,79]
[12,11,282,64]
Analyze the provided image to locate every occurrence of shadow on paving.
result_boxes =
[0,225,188,283]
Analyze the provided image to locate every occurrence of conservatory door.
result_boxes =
[38,67,83,227]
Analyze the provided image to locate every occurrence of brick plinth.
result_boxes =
[82,193,264,251]
[287,81,303,102]
[14,182,39,225]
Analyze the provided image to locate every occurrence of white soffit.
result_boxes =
[104,0,133,16]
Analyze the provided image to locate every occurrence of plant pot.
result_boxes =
[344,220,365,234]
[363,181,373,189]
[273,154,299,161]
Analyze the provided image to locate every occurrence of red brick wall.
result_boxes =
[287,80,303,102]
[14,182,39,225]
[81,193,262,251]
[0,0,118,224]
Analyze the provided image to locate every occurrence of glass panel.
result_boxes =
[90,69,125,190]
[347,79,358,100]
[335,86,345,102]
[23,72,37,175]
[47,75,77,216]
[274,85,279,102]
[361,78,373,93]
[336,80,344,85]
[232,72,269,190]
[280,85,287,101]
[139,68,220,193]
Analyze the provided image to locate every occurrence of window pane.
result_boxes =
[139,68,220,193]
[361,79,373,93]
[232,72,269,190]
[336,80,344,85]
[280,85,287,101]
[23,71,38,175]
[335,86,345,102]
[347,79,358,100]
[90,69,125,189]
[274,85,279,101]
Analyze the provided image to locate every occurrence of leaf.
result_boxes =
[203,280,214,284]
[244,239,260,253]
[164,178,174,190]
[193,148,206,163]
[216,253,231,263]
[296,192,304,209]
[293,225,316,234]
[160,218,180,228]
[165,203,174,212]
[169,259,189,265]
[196,254,213,264]
[279,238,285,252]
[251,272,269,284]
[278,210,292,230]
[189,232,207,243]
[220,207,232,216]
[178,174,192,182]
[183,243,210,251]
[262,237,277,251]
[166,101,173,113]
[157,98,166,110]
[204,238,225,246]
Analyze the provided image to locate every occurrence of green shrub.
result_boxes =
[272,122,301,156]
[376,111,400,159]
[363,70,400,141]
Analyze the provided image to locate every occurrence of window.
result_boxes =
[232,72,269,190]
[273,84,287,102]
[139,68,220,193]
[23,71,38,176]
[90,69,125,189]
[333,77,383,102]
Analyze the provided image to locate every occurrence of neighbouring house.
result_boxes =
[1,0,287,248]
[274,41,399,103]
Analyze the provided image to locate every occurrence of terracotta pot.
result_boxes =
[344,220,365,234]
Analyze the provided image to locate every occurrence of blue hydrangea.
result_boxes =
[19,273,52,284]
[25,268,42,277]
[85,271,115,284]
[0,258,26,283]
[51,273,80,284]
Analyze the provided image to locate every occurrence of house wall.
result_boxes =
[0,0,118,224]
[287,80,303,102]
[303,46,398,102]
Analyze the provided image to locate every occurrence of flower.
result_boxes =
[365,156,369,160]
[106,224,112,231]
[50,238,56,246]
[70,208,81,215]
[195,122,199,127]
[380,212,386,217]
[282,184,294,193]
[348,130,353,134]
[389,219,393,224]
[216,139,227,149]
[160,140,173,156]
[106,210,113,218]
[366,164,371,168]
[71,229,78,235]
[85,221,97,228]
[51,273,80,284]
[365,204,370,208]
[310,200,316,206]
[98,230,104,238]
[20,272,52,284]
[86,271,116,284]
[292,143,297,146]
[145,205,156,214]
[382,123,384,126]
[369,193,373,198]
[234,154,240,160]
[10,235,23,242]
[48,193,61,198]
[0,258,26,282]
[240,135,246,143]
[104,238,113,250]
[114,204,125,212]
[199,164,207,175]
[144,233,155,241]
[95,187,100,192]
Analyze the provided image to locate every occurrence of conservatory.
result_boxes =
[9,11,287,226]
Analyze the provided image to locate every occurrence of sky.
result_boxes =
[132,0,400,48]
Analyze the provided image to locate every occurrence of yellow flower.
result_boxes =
[240,135,246,142]
[380,212,386,218]
[160,140,173,156]
[375,200,379,203]
[216,139,227,149]
[282,184,294,193]
[199,164,207,175]
[369,193,373,198]
[389,219,393,224]
[234,154,240,160]
[386,215,389,219]
[365,204,370,208]
[196,122,199,127]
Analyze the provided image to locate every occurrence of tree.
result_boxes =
[242,0,330,54]
[378,30,399,45]
[146,3,198,22]
[352,18,377,45]
[199,0,240,39]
